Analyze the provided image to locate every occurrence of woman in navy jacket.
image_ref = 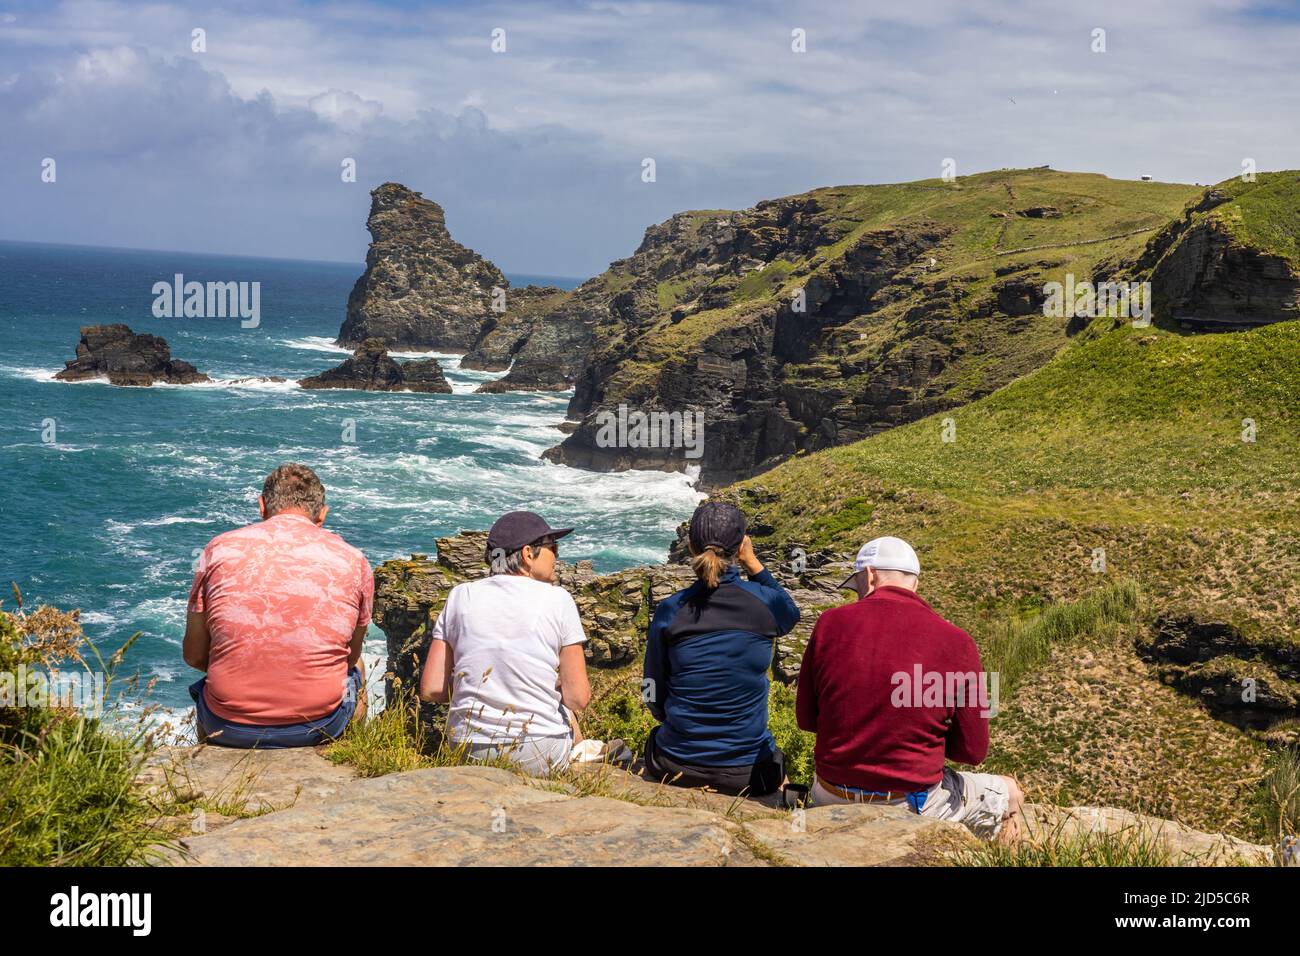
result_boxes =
[642,501,800,796]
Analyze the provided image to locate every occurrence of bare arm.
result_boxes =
[182,612,212,671]
[558,643,591,714]
[348,624,366,667]
[419,639,453,703]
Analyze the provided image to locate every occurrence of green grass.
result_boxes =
[324,690,517,777]
[1254,747,1300,855]
[982,580,1141,694]
[0,600,176,866]
[953,826,1177,867]
[768,682,815,786]
[716,314,1299,841]
[1211,171,1300,266]
[733,319,1300,643]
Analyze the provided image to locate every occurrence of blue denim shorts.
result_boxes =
[188,667,362,749]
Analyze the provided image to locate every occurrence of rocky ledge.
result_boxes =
[139,746,1271,867]
[55,324,210,386]
[299,338,452,393]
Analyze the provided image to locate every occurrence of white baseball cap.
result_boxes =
[837,536,921,589]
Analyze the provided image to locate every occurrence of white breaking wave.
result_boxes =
[155,377,301,393]
[0,365,58,382]
[281,335,351,354]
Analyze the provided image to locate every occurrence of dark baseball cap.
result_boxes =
[486,511,574,554]
[688,501,746,555]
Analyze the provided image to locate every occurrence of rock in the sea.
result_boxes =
[338,183,507,351]
[299,338,452,393]
[475,358,573,393]
[55,324,210,386]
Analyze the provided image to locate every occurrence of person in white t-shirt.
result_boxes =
[418,511,591,776]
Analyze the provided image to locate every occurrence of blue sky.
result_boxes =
[1,0,1297,277]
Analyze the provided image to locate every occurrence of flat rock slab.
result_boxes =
[170,765,756,866]
[140,744,357,817]
[565,762,787,820]
[744,804,977,866]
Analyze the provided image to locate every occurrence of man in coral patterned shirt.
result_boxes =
[183,463,373,747]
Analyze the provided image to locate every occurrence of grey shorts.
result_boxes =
[812,767,1011,840]
[463,734,574,777]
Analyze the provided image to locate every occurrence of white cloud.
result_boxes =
[1,0,1299,274]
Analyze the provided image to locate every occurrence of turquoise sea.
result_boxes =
[0,240,702,727]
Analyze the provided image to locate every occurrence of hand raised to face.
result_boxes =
[737,535,764,575]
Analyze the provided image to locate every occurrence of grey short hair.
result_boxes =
[874,568,919,587]
[262,463,326,519]
[487,544,542,575]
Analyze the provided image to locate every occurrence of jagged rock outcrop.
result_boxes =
[299,338,452,393]
[461,284,596,392]
[337,183,594,389]
[541,212,953,484]
[1151,218,1299,329]
[55,324,210,386]
[338,184,508,350]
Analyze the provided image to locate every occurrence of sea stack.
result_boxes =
[55,324,210,386]
[299,338,453,393]
[338,183,507,351]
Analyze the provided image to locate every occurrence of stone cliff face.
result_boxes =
[338,184,508,351]
[1135,176,1300,330]
[538,191,1035,485]
[299,338,452,393]
[463,284,597,392]
[55,324,210,386]
[337,183,589,387]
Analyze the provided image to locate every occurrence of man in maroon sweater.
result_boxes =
[795,536,1024,841]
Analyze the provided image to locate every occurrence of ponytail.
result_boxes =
[691,546,731,589]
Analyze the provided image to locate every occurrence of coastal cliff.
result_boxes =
[537,171,1222,485]
[338,170,1300,485]
[1134,173,1300,329]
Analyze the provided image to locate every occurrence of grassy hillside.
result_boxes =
[734,318,1299,622]
[552,168,1204,481]
[1208,171,1300,266]
[711,318,1300,837]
